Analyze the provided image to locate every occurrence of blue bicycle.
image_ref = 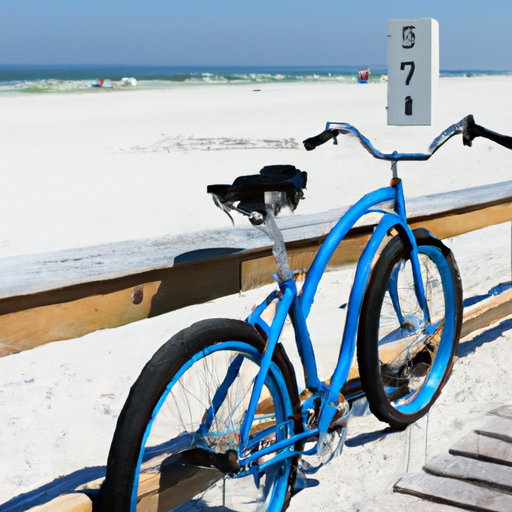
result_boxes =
[99,117,476,512]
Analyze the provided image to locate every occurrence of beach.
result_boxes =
[1,76,512,509]
[2,76,512,259]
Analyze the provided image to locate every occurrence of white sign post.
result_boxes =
[387,18,439,126]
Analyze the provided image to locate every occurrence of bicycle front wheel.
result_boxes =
[357,232,463,429]
[98,318,301,512]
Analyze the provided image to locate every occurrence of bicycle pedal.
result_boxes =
[293,459,320,495]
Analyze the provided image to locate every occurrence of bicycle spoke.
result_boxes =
[358,235,461,428]
[376,253,446,396]
[128,344,294,511]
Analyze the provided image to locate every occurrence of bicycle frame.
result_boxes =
[99,114,505,510]
[238,177,427,465]
[205,115,473,469]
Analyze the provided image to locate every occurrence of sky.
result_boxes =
[0,0,511,70]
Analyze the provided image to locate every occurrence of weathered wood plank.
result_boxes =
[242,200,512,291]
[0,281,160,356]
[394,471,512,511]
[461,289,512,339]
[475,417,512,444]
[489,405,512,420]
[450,431,512,466]
[24,493,92,512]
[4,180,512,300]
[425,453,512,493]
[240,233,370,290]
[3,181,512,301]
[0,254,241,356]
[409,202,512,240]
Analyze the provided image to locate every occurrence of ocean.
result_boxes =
[0,64,510,95]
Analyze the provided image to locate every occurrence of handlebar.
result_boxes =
[303,115,512,161]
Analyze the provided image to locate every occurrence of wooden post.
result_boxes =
[388,18,439,126]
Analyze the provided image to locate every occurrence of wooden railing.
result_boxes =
[4,180,512,512]
[2,180,512,357]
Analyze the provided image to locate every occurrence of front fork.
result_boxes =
[388,241,430,327]
[316,220,429,436]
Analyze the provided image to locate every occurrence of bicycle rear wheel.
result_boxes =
[357,232,463,430]
[98,318,301,512]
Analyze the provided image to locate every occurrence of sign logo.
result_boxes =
[402,26,416,48]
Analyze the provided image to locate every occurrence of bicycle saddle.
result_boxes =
[208,164,307,216]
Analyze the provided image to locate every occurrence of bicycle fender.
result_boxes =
[412,227,454,257]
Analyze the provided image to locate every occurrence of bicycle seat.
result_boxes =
[208,164,307,215]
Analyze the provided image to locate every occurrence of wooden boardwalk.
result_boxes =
[8,408,512,512]
[395,405,512,511]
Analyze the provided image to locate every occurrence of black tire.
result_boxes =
[357,232,463,430]
[98,318,302,512]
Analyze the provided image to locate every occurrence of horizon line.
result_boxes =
[0,63,510,73]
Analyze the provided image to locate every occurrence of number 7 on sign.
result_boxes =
[400,61,415,86]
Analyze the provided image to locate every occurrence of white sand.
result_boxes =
[2,77,512,259]
[1,77,512,509]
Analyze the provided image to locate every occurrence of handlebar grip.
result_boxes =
[303,129,339,151]
[462,115,477,147]
[463,114,512,151]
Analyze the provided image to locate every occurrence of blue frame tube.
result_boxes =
[300,186,396,318]
[327,216,408,388]
[288,296,321,390]
[392,180,428,319]
[316,211,414,432]
[241,428,318,467]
